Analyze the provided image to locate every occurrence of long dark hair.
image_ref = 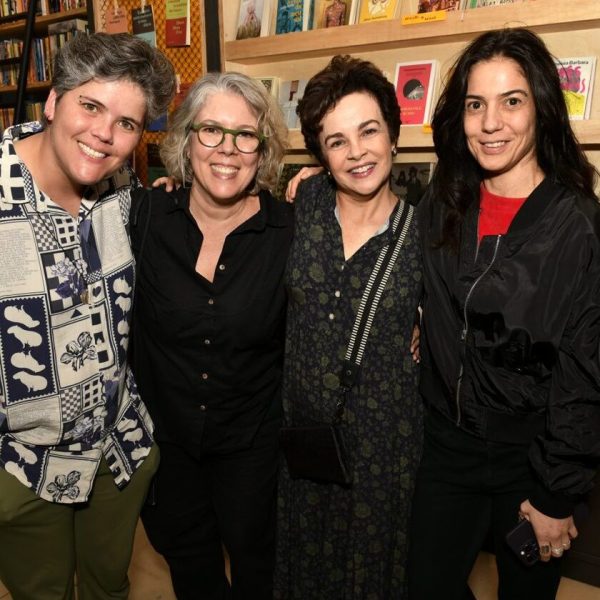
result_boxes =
[430,27,598,250]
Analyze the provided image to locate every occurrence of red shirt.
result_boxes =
[478,184,527,243]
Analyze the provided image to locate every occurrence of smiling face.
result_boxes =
[463,57,542,194]
[319,91,395,202]
[188,91,261,207]
[44,78,146,192]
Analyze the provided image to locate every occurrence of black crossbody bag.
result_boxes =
[279,200,414,486]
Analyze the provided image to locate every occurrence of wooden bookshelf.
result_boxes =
[221,0,600,160]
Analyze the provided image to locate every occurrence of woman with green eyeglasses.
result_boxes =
[129,72,292,600]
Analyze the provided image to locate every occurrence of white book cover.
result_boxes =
[554,56,597,120]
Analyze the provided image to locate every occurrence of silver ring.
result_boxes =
[551,546,564,557]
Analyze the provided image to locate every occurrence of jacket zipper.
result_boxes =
[455,235,501,426]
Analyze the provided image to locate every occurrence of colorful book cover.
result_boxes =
[236,0,267,39]
[275,0,304,34]
[394,60,438,125]
[132,6,156,47]
[554,56,597,120]
[165,0,190,47]
[255,76,280,98]
[313,0,353,27]
[358,0,400,23]
[415,0,461,12]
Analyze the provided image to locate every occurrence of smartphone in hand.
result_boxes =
[505,519,539,566]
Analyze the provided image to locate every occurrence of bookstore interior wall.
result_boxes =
[94,0,205,186]
[0,2,89,128]
[222,0,600,585]
[220,0,600,187]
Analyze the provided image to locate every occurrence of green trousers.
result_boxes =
[0,444,158,600]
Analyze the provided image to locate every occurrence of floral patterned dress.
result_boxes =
[275,173,423,599]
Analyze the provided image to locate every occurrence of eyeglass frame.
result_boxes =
[188,122,266,154]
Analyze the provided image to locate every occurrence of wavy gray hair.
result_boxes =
[160,72,288,194]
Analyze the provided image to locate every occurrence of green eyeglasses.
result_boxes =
[189,122,266,154]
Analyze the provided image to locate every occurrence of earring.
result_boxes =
[392,148,398,157]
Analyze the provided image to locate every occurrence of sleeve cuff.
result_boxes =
[529,482,577,519]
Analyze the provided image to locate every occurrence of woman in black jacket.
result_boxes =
[409,28,600,600]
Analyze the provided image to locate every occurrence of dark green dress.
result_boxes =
[275,173,423,599]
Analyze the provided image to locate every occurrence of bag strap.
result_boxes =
[334,200,414,424]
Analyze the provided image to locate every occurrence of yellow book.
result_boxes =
[357,0,401,23]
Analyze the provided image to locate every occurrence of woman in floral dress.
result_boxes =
[275,55,423,599]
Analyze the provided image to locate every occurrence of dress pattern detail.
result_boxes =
[275,173,423,599]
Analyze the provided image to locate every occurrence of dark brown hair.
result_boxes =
[430,27,598,250]
[297,55,400,165]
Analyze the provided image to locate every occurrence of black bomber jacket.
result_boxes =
[419,177,600,518]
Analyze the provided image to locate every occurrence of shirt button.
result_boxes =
[202,373,208,380]
[199,404,207,411]
[218,264,225,271]
[208,298,214,305]
[329,313,335,320]
[334,290,341,298]
[204,339,211,345]
[340,264,345,271]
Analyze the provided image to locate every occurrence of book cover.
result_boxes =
[105,6,128,34]
[165,0,190,47]
[409,0,461,12]
[303,0,316,30]
[358,0,400,23]
[466,0,520,6]
[394,60,438,125]
[278,79,309,128]
[236,0,267,39]
[313,0,353,27]
[255,76,280,98]
[132,6,156,47]
[275,0,304,34]
[554,56,597,120]
[390,162,433,205]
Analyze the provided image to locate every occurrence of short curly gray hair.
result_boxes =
[160,72,288,194]
[49,32,176,125]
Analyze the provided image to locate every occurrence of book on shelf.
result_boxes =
[278,78,309,128]
[132,5,157,47]
[255,75,280,98]
[394,60,438,125]
[236,0,272,39]
[357,0,401,23]
[465,0,521,7]
[402,0,462,13]
[391,162,433,206]
[275,0,314,34]
[312,0,356,28]
[165,0,191,47]
[554,56,597,120]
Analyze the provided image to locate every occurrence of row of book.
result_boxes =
[259,54,597,126]
[0,18,87,88]
[0,99,42,130]
[236,0,528,39]
[0,0,86,20]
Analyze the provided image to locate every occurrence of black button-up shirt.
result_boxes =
[130,187,293,453]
